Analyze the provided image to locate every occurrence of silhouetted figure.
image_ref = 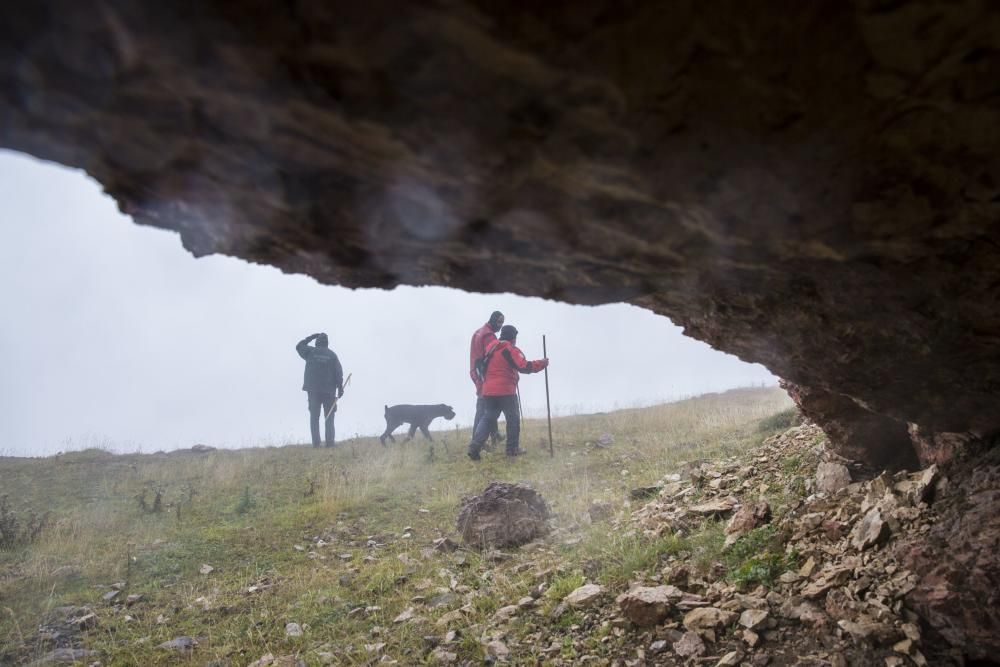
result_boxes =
[470,311,504,446]
[468,325,548,460]
[296,333,344,447]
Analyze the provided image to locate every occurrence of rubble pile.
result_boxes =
[426,424,966,665]
[611,423,951,665]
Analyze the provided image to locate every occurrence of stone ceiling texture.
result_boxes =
[2,1,999,470]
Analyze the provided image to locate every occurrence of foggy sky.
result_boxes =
[0,150,778,456]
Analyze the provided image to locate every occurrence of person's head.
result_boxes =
[499,325,518,342]
[316,333,329,348]
[488,311,505,332]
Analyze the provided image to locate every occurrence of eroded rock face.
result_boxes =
[896,455,1000,661]
[1,3,999,466]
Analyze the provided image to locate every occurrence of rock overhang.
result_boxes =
[1,1,999,467]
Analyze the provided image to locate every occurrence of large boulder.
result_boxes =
[456,482,551,549]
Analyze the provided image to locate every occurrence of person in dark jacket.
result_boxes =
[467,325,548,460]
[296,333,344,447]
[469,311,504,445]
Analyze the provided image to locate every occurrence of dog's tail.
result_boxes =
[384,405,389,416]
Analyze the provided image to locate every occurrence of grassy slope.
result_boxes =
[1,387,793,665]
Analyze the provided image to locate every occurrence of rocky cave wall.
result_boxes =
[2,1,999,469]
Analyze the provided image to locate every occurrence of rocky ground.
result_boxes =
[9,395,977,666]
[440,424,951,666]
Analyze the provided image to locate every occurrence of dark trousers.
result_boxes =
[472,396,500,443]
[307,391,336,446]
[470,395,520,455]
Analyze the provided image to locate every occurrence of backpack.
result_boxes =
[474,341,503,383]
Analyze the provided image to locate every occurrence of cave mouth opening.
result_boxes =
[0,149,781,456]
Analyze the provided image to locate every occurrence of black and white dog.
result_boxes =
[380,404,456,445]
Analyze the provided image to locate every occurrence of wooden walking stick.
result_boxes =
[326,372,352,421]
[543,335,553,458]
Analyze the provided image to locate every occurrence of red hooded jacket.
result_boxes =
[480,339,547,396]
[470,322,498,395]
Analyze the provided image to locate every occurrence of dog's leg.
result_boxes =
[381,419,401,446]
[404,423,417,442]
[419,423,434,441]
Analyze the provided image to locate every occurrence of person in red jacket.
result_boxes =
[470,311,504,444]
[468,325,548,460]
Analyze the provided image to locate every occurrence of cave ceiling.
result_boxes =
[2,1,999,465]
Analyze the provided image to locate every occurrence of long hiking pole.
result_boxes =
[543,335,553,458]
[326,372,352,421]
[516,385,523,450]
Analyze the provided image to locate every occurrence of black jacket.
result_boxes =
[296,337,344,394]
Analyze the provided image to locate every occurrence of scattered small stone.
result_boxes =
[199,563,214,575]
[739,609,769,630]
[73,613,98,630]
[564,583,605,609]
[617,585,683,627]
[432,537,459,552]
[683,606,737,636]
[157,636,198,651]
[492,605,518,622]
[393,607,416,624]
[673,631,706,658]
[689,498,736,516]
[430,647,458,663]
[850,508,890,550]
[285,622,303,637]
[484,639,509,660]
[816,462,852,493]
[717,651,742,667]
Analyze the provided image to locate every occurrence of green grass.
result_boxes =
[0,386,794,665]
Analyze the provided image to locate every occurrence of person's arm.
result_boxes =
[470,330,481,384]
[501,346,548,374]
[333,353,344,397]
[296,333,320,360]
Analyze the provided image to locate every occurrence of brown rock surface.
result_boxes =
[616,585,683,628]
[815,462,852,494]
[456,481,550,548]
[896,454,1000,662]
[631,423,993,663]
[1,3,999,468]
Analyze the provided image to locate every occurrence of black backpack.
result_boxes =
[474,342,502,383]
